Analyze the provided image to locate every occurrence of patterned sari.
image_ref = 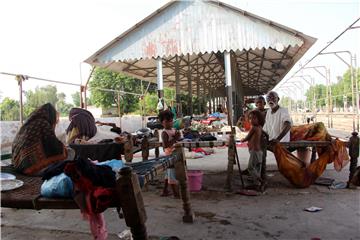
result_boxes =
[12,103,68,175]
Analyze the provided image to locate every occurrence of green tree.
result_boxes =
[71,91,92,107]
[56,92,74,117]
[304,68,360,111]
[0,97,20,121]
[24,85,59,116]
[89,68,142,114]
[279,96,295,111]
[305,84,327,109]
[141,93,158,115]
[71,92,81,107]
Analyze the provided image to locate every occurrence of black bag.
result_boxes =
[199,133,217,141]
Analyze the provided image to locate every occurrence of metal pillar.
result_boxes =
[327,69,333,127]
[196,77,200,114]
[187,63,193,116]
[319,51,356,131]
[175,56,182,117]
[302,66,331,127]
[156,57,164,111]
[224,51,233,126]
[15,75,24,124]
[354,55,359,131]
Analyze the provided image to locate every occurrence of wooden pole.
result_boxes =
[16,75,24,124]
[124,134,134,163]
[348,132,359,188]
[141,135,149,161]
[154,129,160,158]
[225,130,235,191]
[174,144,195,223]
[116,167,148,240]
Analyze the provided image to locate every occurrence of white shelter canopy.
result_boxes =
[85,0,316,96]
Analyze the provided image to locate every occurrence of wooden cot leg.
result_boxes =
[348,132,359,188]
[142,135,149,161]
[174,145,195,223]
[124,134,134,163]
[310,146,317,163]
[260,148,267,191]
[116,167,148,240]
[225,133,235,191]
[154,129,160,158]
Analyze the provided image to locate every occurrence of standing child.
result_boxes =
[159,110,181,198]
[240,109,266,189]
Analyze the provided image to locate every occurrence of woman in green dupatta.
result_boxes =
[12,103,68,175]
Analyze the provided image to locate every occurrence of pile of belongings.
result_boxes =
[134,128,154,146]
[185,147,215,159]
[219,126,247,141]
[40,157,124,240]
[146,116,163,130]
[70,131,134,162]
[272,122,350,188]
[198,112,228,130]
[182,128,217,142]
[190,121,210,132]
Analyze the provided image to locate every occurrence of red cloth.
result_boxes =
[64,162,116,240]
[236,142,248,148]
[193,148,209,155]
[201,120,211,125]
[243,121,251,131]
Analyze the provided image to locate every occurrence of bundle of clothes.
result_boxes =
[41,157,124,240]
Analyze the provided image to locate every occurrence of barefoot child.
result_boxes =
[159,110,181,197]
[240,109,265,189]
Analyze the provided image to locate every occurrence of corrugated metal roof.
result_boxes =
[87,0,305,62]
[85,0,316,96]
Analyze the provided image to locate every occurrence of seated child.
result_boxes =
[159,110,181,198]
[240,109,265,189]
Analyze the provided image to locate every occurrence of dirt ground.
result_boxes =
[1,147,359,240]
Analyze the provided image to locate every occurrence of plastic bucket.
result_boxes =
[187,170,203,192]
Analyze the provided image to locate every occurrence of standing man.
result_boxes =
[263,91,292,142]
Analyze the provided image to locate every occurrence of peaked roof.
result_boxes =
[85,0,316,96]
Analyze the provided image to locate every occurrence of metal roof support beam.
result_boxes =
[196,76,200,114]
[256,49,266,90]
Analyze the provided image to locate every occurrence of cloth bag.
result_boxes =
[41,173,74,198]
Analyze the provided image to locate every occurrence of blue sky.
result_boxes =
[0,0,359,102]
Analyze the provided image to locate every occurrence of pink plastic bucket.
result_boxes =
[187,170,203,192]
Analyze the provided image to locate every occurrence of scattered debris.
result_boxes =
[304,206,323,212]
[315,177,335,186]
[117,229,132,240]
[329,181,347,189]
[236,189,259,196]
